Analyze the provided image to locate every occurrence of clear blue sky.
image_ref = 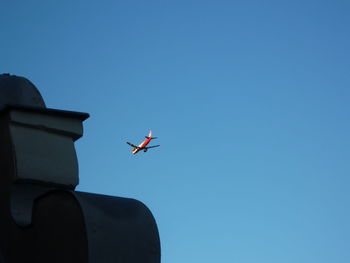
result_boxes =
[2,1,350,262]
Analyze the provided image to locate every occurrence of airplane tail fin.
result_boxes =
[145,130,157,139]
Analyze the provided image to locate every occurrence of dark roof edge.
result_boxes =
[1,105,89,121]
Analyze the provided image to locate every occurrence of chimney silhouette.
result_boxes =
[0,74,161,263]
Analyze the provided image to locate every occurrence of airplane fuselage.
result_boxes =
[132,137,152,154]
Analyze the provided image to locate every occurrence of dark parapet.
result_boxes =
[7,190,88,263]
[8,186,160,263]
[73,192,160,263]
[0,74,161,263]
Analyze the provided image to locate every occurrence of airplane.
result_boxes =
[126,130,160,155]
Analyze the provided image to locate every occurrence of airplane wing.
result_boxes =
[126,142,139,148]
[144,145,160,149]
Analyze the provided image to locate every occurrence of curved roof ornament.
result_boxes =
[0,74,46,110]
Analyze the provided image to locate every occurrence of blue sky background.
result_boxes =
[2,1,350,262]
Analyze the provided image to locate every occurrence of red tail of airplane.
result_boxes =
[145,130,158,140]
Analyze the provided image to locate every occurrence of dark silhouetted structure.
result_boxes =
[0,74,161,263]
